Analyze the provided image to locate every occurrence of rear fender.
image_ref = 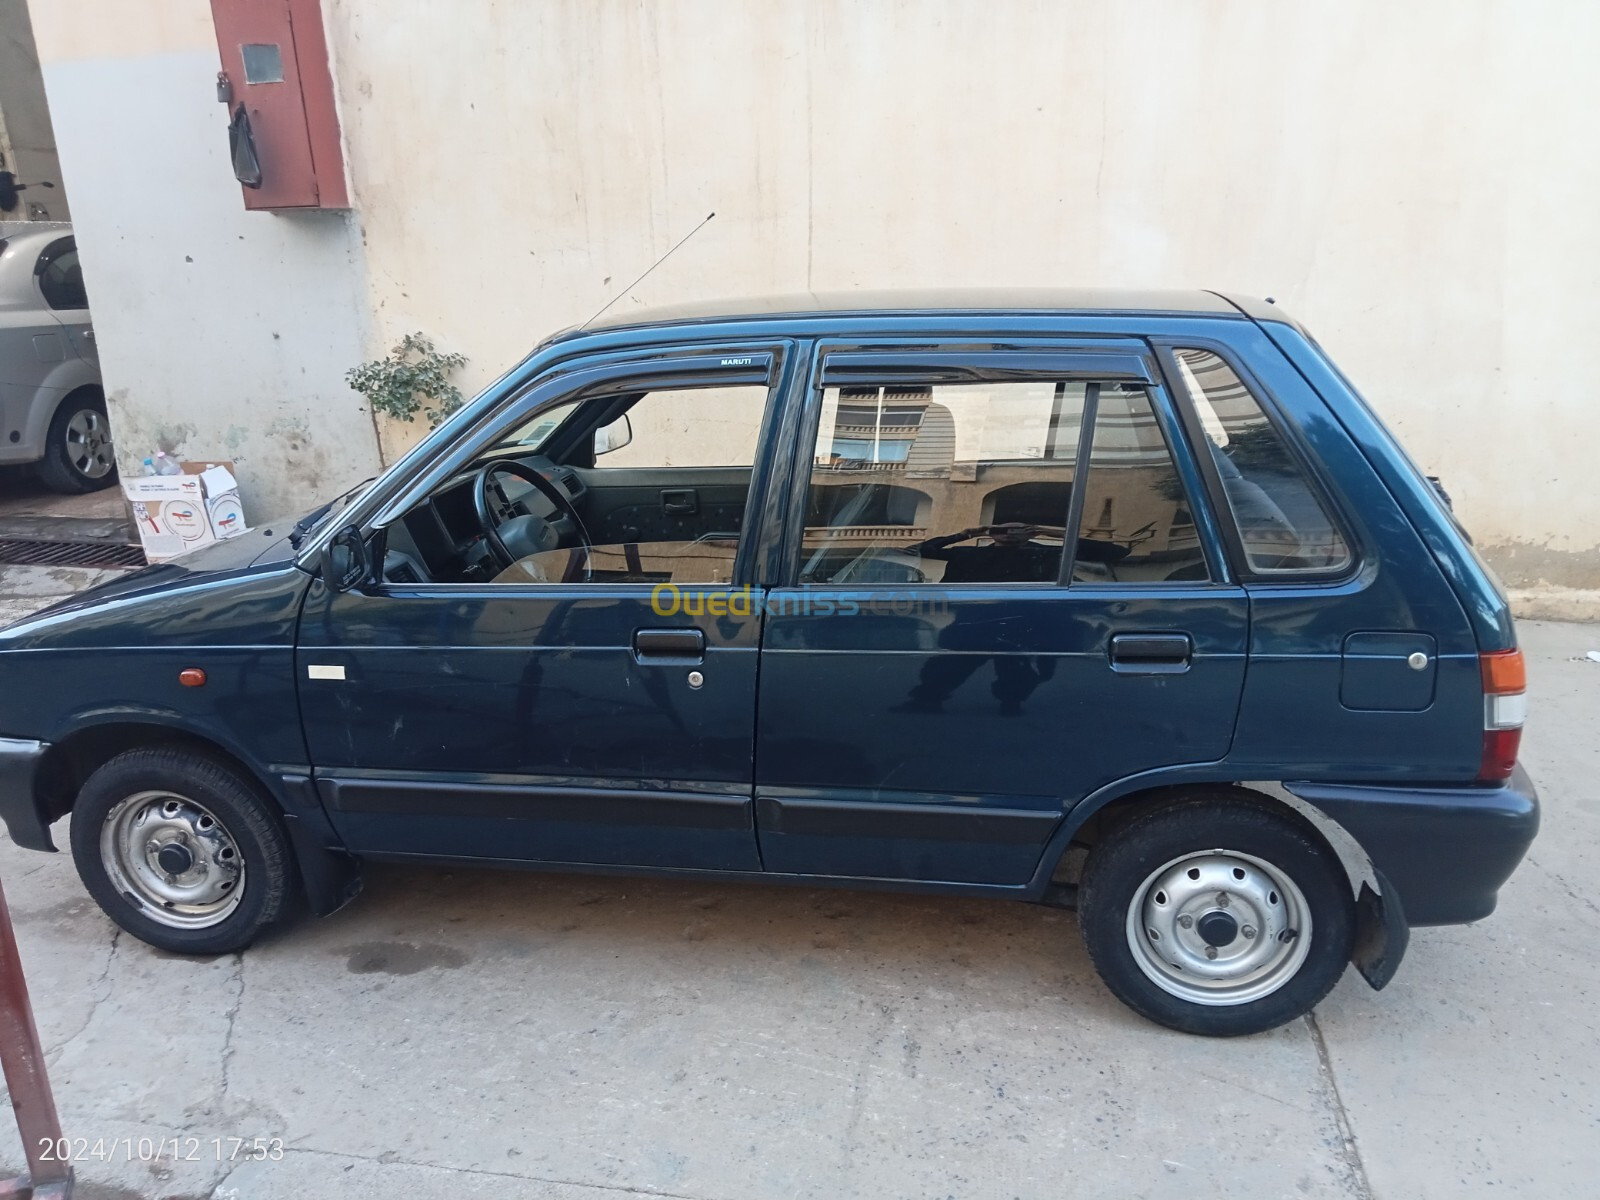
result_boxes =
[1037,768,1410,990]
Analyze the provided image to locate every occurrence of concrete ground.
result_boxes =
[0,469,132,545]
[0,562,1596,1200]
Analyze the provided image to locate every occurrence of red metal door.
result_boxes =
[211,0,347,210]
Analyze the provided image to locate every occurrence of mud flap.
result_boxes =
[282,811,364,918]
[1351,870,1409,990]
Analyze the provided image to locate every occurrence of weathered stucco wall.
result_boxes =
[24,0,1599,594]
[26,0,382,518]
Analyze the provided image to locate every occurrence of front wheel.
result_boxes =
[1078,794,1354,1036]
[70,748,296,954]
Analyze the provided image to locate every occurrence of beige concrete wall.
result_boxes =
[25,0,1599,592]
[320,0,1598,592]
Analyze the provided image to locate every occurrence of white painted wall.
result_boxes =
[26,0,382,518]
[25,0,1600,590]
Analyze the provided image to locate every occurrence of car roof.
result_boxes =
[581,287,1241,333]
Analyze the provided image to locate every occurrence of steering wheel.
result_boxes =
[471,460,592,581]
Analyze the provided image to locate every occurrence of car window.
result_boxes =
[1172,348,1351,573]
[496,400,581,451]
[486,383,769,589]
[1071,385,1210,583]
[594,385,768,469]
[37,244,89,310]
[801,378,1091,585]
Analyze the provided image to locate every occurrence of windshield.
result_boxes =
[494,400,581,451]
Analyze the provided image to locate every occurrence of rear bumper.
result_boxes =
[1288,763,1539,926]
[0,737,53,852]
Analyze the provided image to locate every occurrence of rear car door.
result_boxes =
[35,237,96,364]
[0,237,73,451]
[297,345,796,871]
[753,340,1249,885]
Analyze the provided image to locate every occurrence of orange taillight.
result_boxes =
[1480,649,1525,695]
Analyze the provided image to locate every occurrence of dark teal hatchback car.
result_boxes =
[0,290,1537,1035]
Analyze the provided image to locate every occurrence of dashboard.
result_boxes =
[382,454,586,583]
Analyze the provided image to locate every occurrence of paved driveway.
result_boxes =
[1,566,1595,1199]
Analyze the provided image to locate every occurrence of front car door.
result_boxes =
[753,338,1250,886]
[297,344,796,871]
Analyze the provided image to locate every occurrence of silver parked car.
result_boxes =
[0,224,114,492]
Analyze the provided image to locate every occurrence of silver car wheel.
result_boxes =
[99,791,245,929]
[65,407,115,480]
[1125,849,1312,1007]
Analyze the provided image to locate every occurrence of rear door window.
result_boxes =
[1172,348,1351,573]
[36,240,89,310]
[801,378,1088,586]
[800,368,1209,586]
[1071,384,1210,583]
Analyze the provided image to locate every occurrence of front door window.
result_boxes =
[381,381,771,587]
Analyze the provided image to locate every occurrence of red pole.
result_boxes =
[0,870,72,1198]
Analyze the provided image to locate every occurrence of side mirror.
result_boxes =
[594,414,632,457]
[319,525,372,592]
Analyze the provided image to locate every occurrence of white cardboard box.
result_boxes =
[124,461,246,561]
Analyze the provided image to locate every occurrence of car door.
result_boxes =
[753,340,1249,886]
[0,238,73,450]
[297,344,796,871]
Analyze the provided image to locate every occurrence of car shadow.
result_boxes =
[295,858,1121,1013]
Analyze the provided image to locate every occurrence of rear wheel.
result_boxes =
[70,748,295,954]
[35,390,116,493]
[1078,794,1354,1036]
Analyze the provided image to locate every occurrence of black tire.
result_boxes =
[35,389,117,494]
[1078,793,1354,1037]
[69,748,296,954]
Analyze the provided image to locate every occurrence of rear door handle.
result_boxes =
[633,627,705,663]
[1109,632,1192,674]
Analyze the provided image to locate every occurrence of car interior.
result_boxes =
[372,375,1230,589]
[376,386,763,587]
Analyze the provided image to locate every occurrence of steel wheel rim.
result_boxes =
[1125,849,1312,1007]
[99,791,245,929]
[65,408,115,479]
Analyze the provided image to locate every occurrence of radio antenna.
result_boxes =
[580,211,717,330]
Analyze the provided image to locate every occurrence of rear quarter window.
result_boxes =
[1172,348,1352,574]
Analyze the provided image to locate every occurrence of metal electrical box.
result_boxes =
[210,0,348,210]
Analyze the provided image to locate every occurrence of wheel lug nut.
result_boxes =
[1204,945,1218,960]
[1215,892,1230,908]
[1177,915,1193,929]
[1242,926,1257,939]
